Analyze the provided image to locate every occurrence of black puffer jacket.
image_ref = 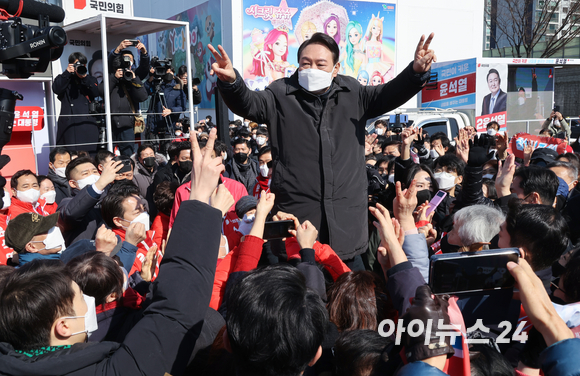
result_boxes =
[98,74,148,130]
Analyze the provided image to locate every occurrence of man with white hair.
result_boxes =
[446,204,505,252]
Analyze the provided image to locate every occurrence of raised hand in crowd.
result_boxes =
[401,126,418,160]
[365,133,377,156]
[523,139,535,167]
[496,153,516,198]
[454,128,469,164]
[140,244,158,282]
[136,41,147,55]
[125,221,146,246]
[467,134,495,167]
[393,180,418,231]
[412,32,437,74]
[496,129,509,160]
[294,220,318,250]
[208,44,237,83]
[189,128,225,203]
[95,159,123,191]
[114,40,134,54]
[210,183,235,217]
[249,191,275,239]
[95,224,118,256]
[369,203,408,272]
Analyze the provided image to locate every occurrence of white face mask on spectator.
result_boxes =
[63,294,98,338]
[256,136,267,146]
[40,190,57,205]
[31,226,66,253]
[54,167,67,178]
[76,174,99,190]
[17,188,40,204]
[554,119,561,127]
[430,149,439,159]
[518,97,525,106]
[120,211,150,232]
[487,128,497,136]
[375,128,384,136]
[1,193,10,210]
[388,174,395,184]
[434,171,456,191]
[483,174,495,180]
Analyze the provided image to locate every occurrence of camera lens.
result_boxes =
[123,70,133,81]
[75,64,87,75]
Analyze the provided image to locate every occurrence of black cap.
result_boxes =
[235,196,257,218]
[5,212,59,253]
[530,148,558,165]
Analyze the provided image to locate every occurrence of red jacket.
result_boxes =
[38,197,58,215]
[169,176,248,228]
[252,176,271,198]
[151,212,170,248]
[7,197,47,222]
[285,238,351,281]
[112,228,162,280]
[222,211,242,250]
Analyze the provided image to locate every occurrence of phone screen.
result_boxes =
[263,220,295,240]
[429,250,519,295]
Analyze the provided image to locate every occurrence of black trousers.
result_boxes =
[114,127,135,156]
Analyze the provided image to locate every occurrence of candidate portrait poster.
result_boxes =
[475,63,508,132]
[242,0,396,91]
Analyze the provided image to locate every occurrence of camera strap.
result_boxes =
[122,85,137,115]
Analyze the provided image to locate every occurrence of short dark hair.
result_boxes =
[0,259,75,350]
[37,175,52,187]
[374,119,388,128]
[113,155,135,171]
[256,127,269,137]
[434,154,465,176]
[487,68,501,82]
[258,146,272,159]
[334,330,391,376]
[94,149,114,168]
[153,181,178,216]
[177,65,188,77]
[168,141,191,161]
[65,157,95,181]
[101,186,138,228]
[487,121,500,131]
[403,163,439,192]
[214,140,228,157]
[430,132,450,149]
[68,52,87,65]
[327,271,390,331]
[66,252,124,308]
[10,170,37,190]
[232,137,250,149]
[227,264,328,376]
[49,147,70,163]
[137,143,155,159]
[469,343,514,376]
[513,166,559,205]
[506,202,569,270]
[236,128,250,139]
[297,32,340,65]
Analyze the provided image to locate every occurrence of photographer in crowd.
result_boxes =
[108,39,150,81]
[99,54,148,156]
[176,65,202,104]
[54,52,100,155]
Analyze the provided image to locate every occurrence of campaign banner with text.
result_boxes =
[509,132,570,159]
[421,58,476,109]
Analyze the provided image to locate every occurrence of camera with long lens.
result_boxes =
[120,56,134,81]
[73,61,87,76]
[150,56,173,81]
[88,100,105,114]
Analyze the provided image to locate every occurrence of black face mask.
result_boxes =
[143,157,156,168]
[416,189,434,206]
[234,152,248,164]
[163,73,174,82]
[440,234,461,253]
[178,160,193,172]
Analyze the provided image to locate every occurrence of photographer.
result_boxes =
[145,61,186,153]
[176,65,202,105]
[53,52,100,154]
[108,40,150,80]
[99,55,148,156]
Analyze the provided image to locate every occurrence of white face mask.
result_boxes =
[31,227,66,253]
[54,167,67,178]
[554,119,561,127]
[388,174,395,184]
[252,135,257,140]
[16,188,40,204]
[434,171,456,191]
[256,136,267,146]
[375,128,384,136]
[40,190,57,205]
[518,97,525,106]
[242,213,255,223]
[259,164,270,178]
[121,211,150,232]
[487,129,497,136]
[222,153,228,161]
[298,64,337,92]
[482,174,495,180]
[430,149,439,159]
[63,294,98,338]
[76,174,100,190]
[1,193,10,210]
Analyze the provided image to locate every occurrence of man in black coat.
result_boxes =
[209,32,435,264]
[0,132,224,376]
[47,147,72,205]
[54,52,100,154]
[99,55,148,157]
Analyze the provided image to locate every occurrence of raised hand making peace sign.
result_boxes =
[207,44,236,84]
[413,33,436,74]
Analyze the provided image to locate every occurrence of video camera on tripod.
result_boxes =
[150,56,173,82]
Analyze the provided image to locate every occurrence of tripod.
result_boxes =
[145,80,174,156]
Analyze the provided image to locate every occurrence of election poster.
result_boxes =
[242,0,396,91]
[421,58,477,110]
[475,63,508,133]
[156,1,222,108]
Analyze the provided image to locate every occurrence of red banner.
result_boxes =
[13,106,44,132]
[421,73,476,103]
[509,132,570,159]
[475,111,507,133]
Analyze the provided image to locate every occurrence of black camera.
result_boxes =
[88,100,105,114]
[150,56,173,79]
[74,61,87,76]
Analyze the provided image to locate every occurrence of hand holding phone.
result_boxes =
[425,190,447,218]
[263,220,295,240]
[128,39,140,46]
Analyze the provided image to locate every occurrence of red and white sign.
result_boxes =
[509,132,571,159]
[13,107,44,132]
[422,73,476,103]
[475,111,507,133]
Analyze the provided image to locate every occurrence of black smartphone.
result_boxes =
[128,39,140,46]
[429,248,520,295]
[191,77,201,86]
[113,157,132,174]
[553,105,560,112]
[263,220,295,240]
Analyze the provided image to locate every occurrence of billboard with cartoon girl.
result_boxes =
[156,1,221,108]
[242,0,396,91]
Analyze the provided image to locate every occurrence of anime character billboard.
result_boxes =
[156,1,221,108]
[242,0,396,91]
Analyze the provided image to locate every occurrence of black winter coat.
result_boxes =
[98,74,148,130]
[0,200,221,376]
[145,78,186,133]
[217,63,428,259]
[47,169,71,205]
[54,71,100,153]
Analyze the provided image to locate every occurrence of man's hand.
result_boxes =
[162,106,172,117]
[555,111,564,121]
[210,184,234,217]
[208,44,236,83]
[95,224,118,256]
[369,203,408,268]
[115,69,124,79]
[125,222,146,246]
[140,244,158,282]
[189,128,225,203]
[401,127,418,147]
[115,40,133,54]
[256,191,275,218]
[507,258,573,346]
[365,134,378,156]
[495,153,516,198]
[454,128,469,164]
[66,64,75,74]
[295,220,318,250]
[273,210,298,222]
[523,140,535,167]
[433,142,446,159]
[413,33,436,74]
[95,160,123,191]
[136,42,147,55]
[496,130,509,160]
[393,180,418,231]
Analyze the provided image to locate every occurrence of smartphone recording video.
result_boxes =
[263,220,294,240]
